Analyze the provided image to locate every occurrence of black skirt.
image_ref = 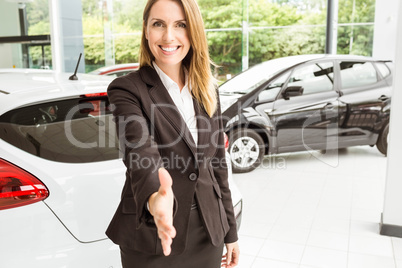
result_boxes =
[120,208,224,268]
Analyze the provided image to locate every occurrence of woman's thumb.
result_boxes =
[158,168,172,193]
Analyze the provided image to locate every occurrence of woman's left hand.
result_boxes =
[222,241,240,267]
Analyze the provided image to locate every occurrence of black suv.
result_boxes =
[220,54,392,173]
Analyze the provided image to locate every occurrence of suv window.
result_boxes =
[0,97,119,163]
[287,62,334,95]
[340,61,378,89]
[375,62,391,78]
[258,71,290,102]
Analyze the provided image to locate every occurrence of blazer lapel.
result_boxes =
[193,100,208,150]
[194,99,219,162]
[140,66,198,157]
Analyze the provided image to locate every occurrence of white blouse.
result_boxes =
[153,62,198,146]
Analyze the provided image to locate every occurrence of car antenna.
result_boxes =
[69,53,82,81]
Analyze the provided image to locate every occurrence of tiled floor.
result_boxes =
[233,146,402,268]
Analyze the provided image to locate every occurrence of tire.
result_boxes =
[228,128,265,173]
[376,123,389,156]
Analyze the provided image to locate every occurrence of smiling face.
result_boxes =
[145,0,190,73]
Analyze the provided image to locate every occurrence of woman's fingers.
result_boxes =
[158,167,173,195]
[221,255,228,267]
[155,215,176,238]
[159,230,173,256]
[226,248,233,267]
[150,168,175,255]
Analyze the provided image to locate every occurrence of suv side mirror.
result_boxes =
[282,86,304,100]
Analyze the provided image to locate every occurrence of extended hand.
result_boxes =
[148,168,176,256]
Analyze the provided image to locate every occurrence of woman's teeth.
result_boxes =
[161,46,178,52]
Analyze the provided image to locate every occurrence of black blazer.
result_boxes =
[106,66,238,255]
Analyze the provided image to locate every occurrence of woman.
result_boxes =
[106,0,240,267]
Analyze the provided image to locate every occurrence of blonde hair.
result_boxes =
[139,0,217,117]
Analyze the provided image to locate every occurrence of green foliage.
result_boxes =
[25,0,51,68]
[25,0,376,75]
[82,0,103,18]
[82,0,144,69]
[26,0,49,31]
[248,0,305,65]
[338,0,376,23]
[113,22,141,64]
[201,0,243,75]
[337,25,374,55]
[82,16,105,66]
[337,0,376,55]
[112,0,146,31]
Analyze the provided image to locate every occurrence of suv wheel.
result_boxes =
[228,128,265,173]
[376,123,389,156]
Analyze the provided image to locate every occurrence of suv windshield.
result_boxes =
[219,55,322,95]
[0,96,120,163]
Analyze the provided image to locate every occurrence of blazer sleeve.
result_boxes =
[107,75,162,229]
[212,97,239,244]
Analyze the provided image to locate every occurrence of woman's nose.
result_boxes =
[163,26,174,42]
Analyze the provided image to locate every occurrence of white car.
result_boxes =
[0,69,242,268]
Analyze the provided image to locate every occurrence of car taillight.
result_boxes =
[81,92,108,98]
[0,159,49,210]
[224,133,229,152]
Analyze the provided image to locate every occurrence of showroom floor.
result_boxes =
[233,146,402,268]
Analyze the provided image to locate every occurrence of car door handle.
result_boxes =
[324,103,335,110]
[379,95,389,102]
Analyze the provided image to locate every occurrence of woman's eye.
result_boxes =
[177,23,187,28]
[153,22,163,27]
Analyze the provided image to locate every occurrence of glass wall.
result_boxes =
[0,0,376,80]
[0,0,51,69]
[337,0,376,55]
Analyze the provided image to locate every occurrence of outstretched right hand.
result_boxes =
[148,168,176,256]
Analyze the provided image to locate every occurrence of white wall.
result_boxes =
[373,0,400,61]
[381,0,402,230]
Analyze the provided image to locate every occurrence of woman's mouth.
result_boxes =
[160,46,180,52]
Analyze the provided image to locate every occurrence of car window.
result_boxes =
[258,71,290,102]
[375,62,391,78]
[287,62,334,95]
[0,97,120,163]
[340,61,378,89]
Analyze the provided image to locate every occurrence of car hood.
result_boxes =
[220,94,242,112]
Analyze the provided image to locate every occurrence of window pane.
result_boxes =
[258,71,290,102]
[340,61,378,89]
[287,62,334,95]
[376,62,391,78]
[0,97,119,163]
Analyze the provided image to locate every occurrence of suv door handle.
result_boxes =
[379,95,389,102]
[324,103,335,110]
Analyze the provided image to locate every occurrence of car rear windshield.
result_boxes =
[0,96,120,163]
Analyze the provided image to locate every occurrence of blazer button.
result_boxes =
[189,173,198,181]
